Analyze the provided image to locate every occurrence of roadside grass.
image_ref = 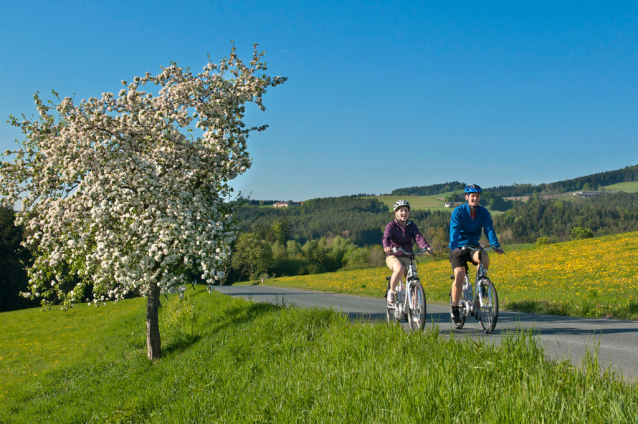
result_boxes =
[2,289,637,423]
[256,232,638,320]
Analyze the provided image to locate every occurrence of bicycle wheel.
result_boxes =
[478,278,499,334]
[407,280,426,331]
[385,277,396,324]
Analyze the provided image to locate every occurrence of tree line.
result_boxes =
[492,192,638,244]
[487,165,638,197]
[236,196,451,247]
[390,181,465,196]
[389,164,638,198]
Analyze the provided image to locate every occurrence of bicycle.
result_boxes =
[450,245,500,334]
[385,247,432,331]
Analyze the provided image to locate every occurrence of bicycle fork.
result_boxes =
[461,277,490,318]
[389,281,414,320]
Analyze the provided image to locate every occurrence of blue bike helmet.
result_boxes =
[464,184,482,194]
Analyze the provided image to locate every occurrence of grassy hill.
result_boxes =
[366,195,452,212]
[602,181,638,193]
[259,231,638,320]
[2,287,638,422]
[386,164,638,198]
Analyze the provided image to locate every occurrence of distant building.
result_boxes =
[444,202,464,208]
[273,201,303,208]
[573,191,604,198]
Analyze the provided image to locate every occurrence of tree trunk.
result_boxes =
[146,283,161,360]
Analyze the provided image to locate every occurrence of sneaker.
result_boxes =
[451,305,462,324]
[387,290,396,304]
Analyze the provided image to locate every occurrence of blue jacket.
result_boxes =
[449,204,500,250]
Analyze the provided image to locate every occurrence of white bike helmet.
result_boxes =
[393,199,411,212]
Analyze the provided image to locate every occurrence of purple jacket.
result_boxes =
[382,220,431,257]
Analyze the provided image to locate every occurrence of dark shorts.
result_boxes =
[449,249,479,271]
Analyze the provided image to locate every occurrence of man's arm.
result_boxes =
[482,210,501,249]
[449,208,462,250]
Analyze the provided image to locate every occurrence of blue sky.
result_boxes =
[1,1,637,201]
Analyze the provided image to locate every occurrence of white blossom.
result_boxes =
[0,45,286,310]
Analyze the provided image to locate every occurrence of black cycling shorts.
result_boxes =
[449,249,479,271]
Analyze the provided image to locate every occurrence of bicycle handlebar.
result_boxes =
[391,247,435,256]
[461,245,503,253]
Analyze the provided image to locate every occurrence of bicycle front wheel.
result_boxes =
[478,278,499,334]
[451,276,468,330]
[407,280,426,331]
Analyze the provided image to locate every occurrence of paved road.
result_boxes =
[212,284,638,382]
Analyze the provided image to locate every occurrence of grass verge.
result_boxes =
[1,287,637,423]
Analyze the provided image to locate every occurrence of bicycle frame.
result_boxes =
[459,245,494,317]
[388,247,429,320]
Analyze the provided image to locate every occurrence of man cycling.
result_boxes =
[449,184,504,324]
[383,200,432,304]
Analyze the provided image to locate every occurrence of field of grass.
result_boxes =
[602,181,638,193]
[2,288,637,422]
[258,232,638,320]
[367,195,452,212]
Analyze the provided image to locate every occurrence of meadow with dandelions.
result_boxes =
[258,231,638,320]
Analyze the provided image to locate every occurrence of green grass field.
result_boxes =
[2,288,637,422]
[367,195,452,212]
[601,181,638,193]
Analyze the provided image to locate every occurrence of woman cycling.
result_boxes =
[382,200,432,304]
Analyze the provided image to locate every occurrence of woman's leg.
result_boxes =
[386,256,405,302]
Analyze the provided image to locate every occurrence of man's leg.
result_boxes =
[450,252,469,324]
[473,251,489,271]
[451,266,466,306]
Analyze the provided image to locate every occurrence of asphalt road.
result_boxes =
[212,284,638,382]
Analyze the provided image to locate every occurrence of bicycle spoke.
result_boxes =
[407,281,426,331]
[478,279,499,334]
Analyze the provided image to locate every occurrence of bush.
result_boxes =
[232,233,274,281]
[535,236,557,246]
[340,247,371,271]
[367,245,386,268]
[270,258,316,276]
[300,262,326,275]
[570,227,594,240]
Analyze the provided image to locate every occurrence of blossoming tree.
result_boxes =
[0,45,286,360]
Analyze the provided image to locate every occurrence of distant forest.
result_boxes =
[238,164,638,247]
[389,164,638,197]
[236,197,445,247]
[238,192,638,247]
[489,165,638,196]
[390,181,465,196]
[493,192,638,243]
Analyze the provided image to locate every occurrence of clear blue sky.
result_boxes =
[1,1,637,201]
